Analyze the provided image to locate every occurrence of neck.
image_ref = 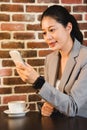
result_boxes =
[59,39,73,58]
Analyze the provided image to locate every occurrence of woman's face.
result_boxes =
[41,16,72,51]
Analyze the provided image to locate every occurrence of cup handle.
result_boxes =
[25,104,29,110]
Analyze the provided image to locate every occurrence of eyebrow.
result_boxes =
[42,25,55,31]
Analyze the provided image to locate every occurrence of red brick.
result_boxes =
[0,14,10,21]
[83,0,87,3]
[2,60,15,67]
[0,69,12,76]
[21,50,37,58]
[27,24,41,31]
[0,88,12,94]
[1,41,24,49]
[1,4,24,12]
[14,85,36,93]
[85,14,87,20]
[73,6,87,12]
[3,95,27,104]
[3,77,25,85]
[79,23,87,30]
[84,31,87,38]
[28,59,44,66]
[27,42,48,49]
[64,6,71,12]
[83,40,87,46]
[0,51,10,58]
[29,103,36,111]
[38,14,43,21]
[73,14,82,21]
[0,0,9,1]
[12,14,35,22]
[1,23,25,31]
[13,32,35,40]
[61,0,82,3]
[13,0,35,3]
[38,32,44,39]
[26,5,47,12]
[29,94,42,102]
[39,50,53,57]
[0,32,10,39]
[38,0,59,3]
[14,69,19,76]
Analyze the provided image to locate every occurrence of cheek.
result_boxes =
[55,31,65,40]
[59,30,68,39]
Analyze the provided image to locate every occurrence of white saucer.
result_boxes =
[4,109,29,117]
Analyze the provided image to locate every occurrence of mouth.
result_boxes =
[48,42,57,48]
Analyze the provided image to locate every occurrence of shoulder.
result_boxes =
[77,45,87,66]
[74,39,87,59]
[79,44,87,57]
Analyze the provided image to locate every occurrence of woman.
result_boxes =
[16,5,87,117]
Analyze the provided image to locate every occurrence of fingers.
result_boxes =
[16,62,27,70]
[41,102,54,117]
[16,62,39,84]
[41,111,52,117]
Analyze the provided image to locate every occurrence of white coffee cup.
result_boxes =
[8,101,29,113]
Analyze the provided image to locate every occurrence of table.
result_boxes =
[0,111,87,130]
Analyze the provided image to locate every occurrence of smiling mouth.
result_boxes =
[49,42,57,47]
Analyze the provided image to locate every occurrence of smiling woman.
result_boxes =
[16,5,87,118]
[41,16,73,52]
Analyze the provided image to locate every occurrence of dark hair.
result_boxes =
[41,5,83,44]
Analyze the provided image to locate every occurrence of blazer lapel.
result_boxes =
[58,39,81,92]
[49,51,59,86]
[59,56,76,92]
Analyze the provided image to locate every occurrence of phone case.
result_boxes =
[9,50,25,65]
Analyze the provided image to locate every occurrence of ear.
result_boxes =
[66,22,72,34]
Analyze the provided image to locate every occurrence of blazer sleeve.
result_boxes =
[39,62,87,117]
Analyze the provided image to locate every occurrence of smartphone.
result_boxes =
[9,50,25,65]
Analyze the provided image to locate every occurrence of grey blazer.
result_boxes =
[39,39,87,118]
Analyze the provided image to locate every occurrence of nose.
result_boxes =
[45,32,52,41]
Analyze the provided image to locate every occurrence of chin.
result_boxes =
[49,46,58,51]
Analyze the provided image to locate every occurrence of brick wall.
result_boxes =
[0,0,87,112]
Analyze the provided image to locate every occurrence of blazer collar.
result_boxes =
[49,50,60,86]
[58,39,81,92]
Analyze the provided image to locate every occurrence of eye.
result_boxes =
[42,31,46,35]
[49,28,55,32]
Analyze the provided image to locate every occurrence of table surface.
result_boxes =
[0,111,87,130]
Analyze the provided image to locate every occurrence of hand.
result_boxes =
[41,102,54,117]
[16,62,39,84]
